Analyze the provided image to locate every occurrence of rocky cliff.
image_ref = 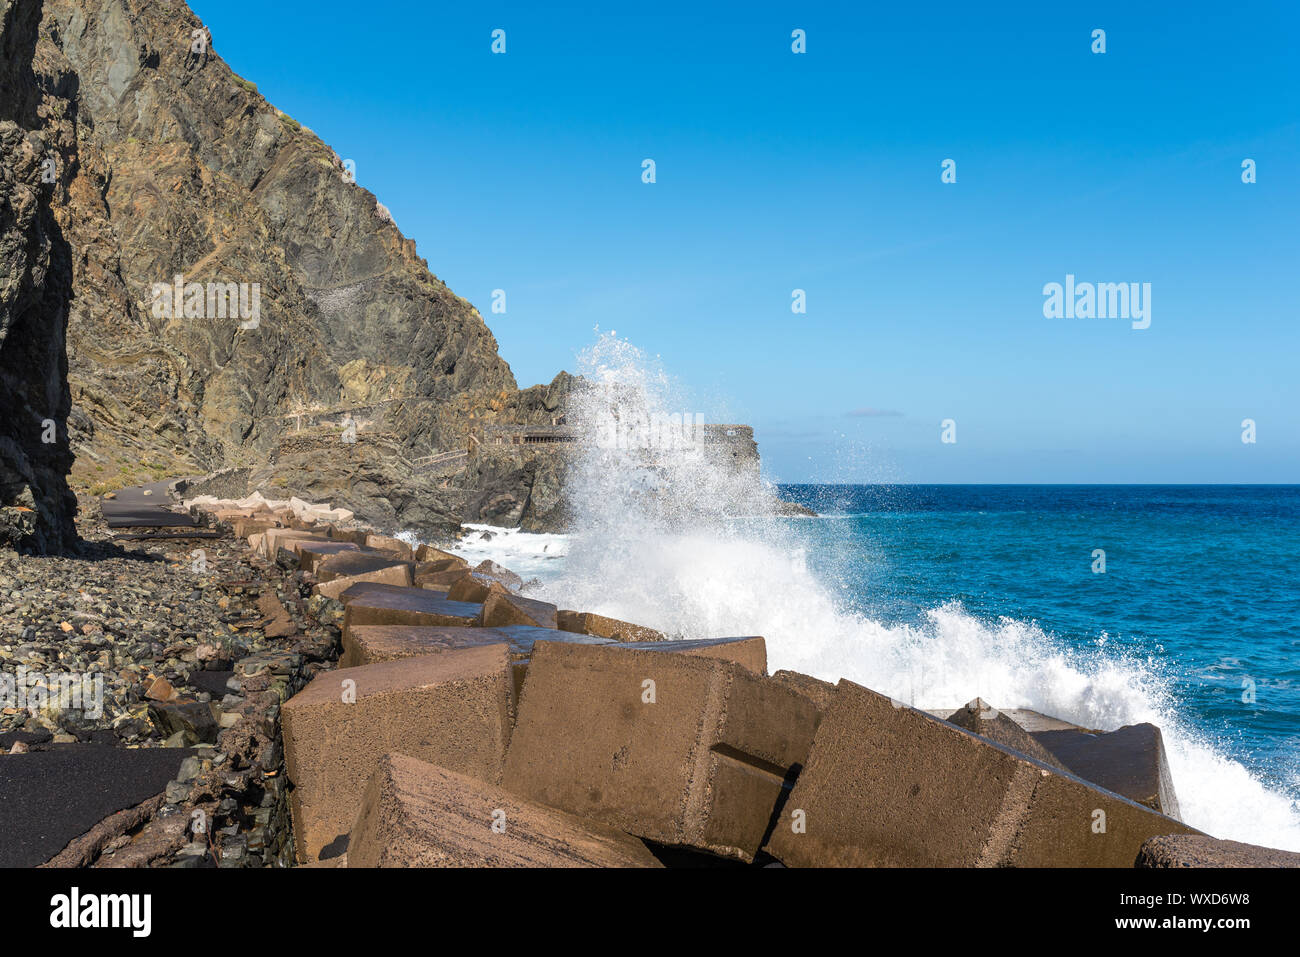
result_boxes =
[2,0,565,543]
[0,0,77,552]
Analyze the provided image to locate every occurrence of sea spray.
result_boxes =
[452,332,1300,851]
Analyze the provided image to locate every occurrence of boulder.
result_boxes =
[764,679,1197,867]
[503,641,820,861]
[147,699,218,745]
[348,753,663,868]
[281,644,513,862]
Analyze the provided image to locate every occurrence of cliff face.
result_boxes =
[1,0,561,538]
[0,0,77,552]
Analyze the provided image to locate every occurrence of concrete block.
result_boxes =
[416,544,463,563]
[340,624,615,670]
[771,669,836,715]
[315,564,414,601]
[293,540,361,573]
[417,567,474,589]
[447,574,508,604]
[945,698,1071,773]
[258,527,329,560]
[764,679,1197,867]
[1031,723,1181,818]
[340,583,482,633]
[1135,833,1300,868]
[365,534,413,561]
[315,550,412,583]
[473,560,523,590]
[614,636,766,675]
[503,642,820,861]
[558,610,666,643]
[281,644,513,862]
[348,753,662,868]
[327,526,371,546]
[479,592,557,629]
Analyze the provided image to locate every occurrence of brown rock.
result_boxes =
[348,753,663,868]
[316,550,412,583]
[145,676,177,701]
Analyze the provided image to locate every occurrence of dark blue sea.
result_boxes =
[773,484,1300,847]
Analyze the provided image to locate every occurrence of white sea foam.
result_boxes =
[442,331,1300,852]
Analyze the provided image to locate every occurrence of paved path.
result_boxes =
[100,479,199,528]
[0,745,195,867]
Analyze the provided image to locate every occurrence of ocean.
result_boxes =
[433,334,1300,852]
[447,484,1300,853]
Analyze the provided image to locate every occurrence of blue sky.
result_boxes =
[192,0,1298,483]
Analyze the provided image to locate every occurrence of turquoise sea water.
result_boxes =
[775,484,1300,796]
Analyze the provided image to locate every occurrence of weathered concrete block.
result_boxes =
[1031,723,1181,819]
[1135,833,1300,868]
[765,679,1197,867]
[233,518,277,540]
[315,550,411,583]
[327,526,371,546]
[771,669,836,715]
[503,642,820,861]
[293,540,361,573]
[416,544,463,563]
[340,583,482,633]
[349,753,663,868]
[447,573,508,604]
[258,527,329,560]
[341,624,615,669]
[282,645,513,862]
[341,625,519,669]
[945,698,1071,773]
[417,567,474,589]
[558,610,666,643]
[479,592,557,629]
[365,534,413,561]
[614,636,766,675]
[314,564,414,601]
[473,560,524,590]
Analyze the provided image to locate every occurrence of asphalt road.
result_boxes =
[0,745,194,867]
